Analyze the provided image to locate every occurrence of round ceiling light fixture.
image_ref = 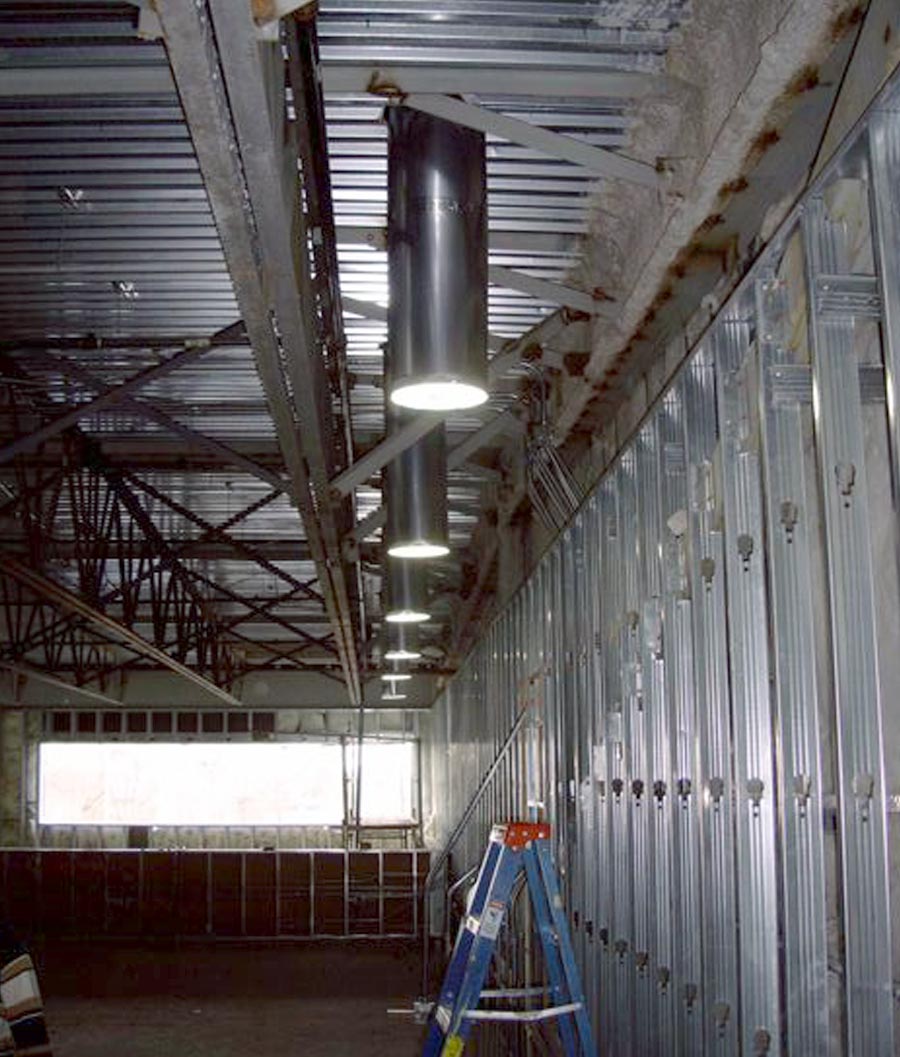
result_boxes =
[391,380,488,413]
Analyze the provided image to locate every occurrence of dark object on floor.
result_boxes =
[0,924,52,1056]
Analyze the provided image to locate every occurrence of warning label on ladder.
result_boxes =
[479,900,505,940]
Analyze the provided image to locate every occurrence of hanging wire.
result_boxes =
[518,363,583,533]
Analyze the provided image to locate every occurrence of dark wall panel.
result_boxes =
[72,853,105,933]
[278,852,311,937]
[142,852,177,937]
[245,853,276,936]
[210,853,242,936]
[176,852,209,936]
[0,849,426,940]
[313,853,345,936]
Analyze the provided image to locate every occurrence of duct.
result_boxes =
[383,556,429,624]
[384,405,449,559]
[384,625,422,662]
[386,105,488,412]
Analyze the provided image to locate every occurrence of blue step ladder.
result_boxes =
[422,821,596,1057]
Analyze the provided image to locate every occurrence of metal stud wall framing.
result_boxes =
[423,72,900,1057]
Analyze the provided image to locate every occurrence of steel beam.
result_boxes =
[402,95,661,187]
[487,309,576,378]
[447,407,524,469]
[334,402,518,500]
[336,224,578,256]
[0,62,671,105]
[0,659,125,708]
[322,65,673,100]
[348,505,387,544]
[12,351,290,495]
[344,405,521,540]
[488,264,597,314]
[156,0,362,703]
[331,412,443,498]
[0,555,241,707]
[0,327,242,466]
[6,538,371,564]
[342,296,386,322]
[342,295,507,353]
[123,472,326,608]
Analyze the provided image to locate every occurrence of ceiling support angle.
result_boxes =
[400,94,662,188]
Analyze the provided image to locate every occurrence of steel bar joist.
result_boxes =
[6,349,289,496]
[0,328,241,467]
[0,442,241,694]
[0,555,239,707]
[0,366,246,688]
[154,1,362,703]
[420,52,900,1057]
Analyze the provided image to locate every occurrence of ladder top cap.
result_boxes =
[495,822,551,848]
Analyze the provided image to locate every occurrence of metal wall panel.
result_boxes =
[422,73,900,1057]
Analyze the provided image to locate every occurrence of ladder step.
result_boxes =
[464,1001,584,1024]
[480,986,547,999]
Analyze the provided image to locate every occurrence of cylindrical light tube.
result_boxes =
[384,404,449,559]
[384,556,429,623]
[384,625,422,662]
[380,665,412,682]
[386,105,488,412]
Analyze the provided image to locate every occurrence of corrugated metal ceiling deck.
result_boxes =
[0,0,692,680]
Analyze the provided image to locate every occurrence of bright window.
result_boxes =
[39,742,345,826]
[357,741,415,823]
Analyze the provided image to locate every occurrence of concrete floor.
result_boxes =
[36,939,425,1056]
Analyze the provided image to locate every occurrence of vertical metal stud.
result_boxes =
[756,272,830,1054]
[683,347,739,1056]
[602,469,635,1057]
[868,108,900,533]
[713,312,781,1055]
[659,385,703,1055]
[636,417,675,1052]
[802,193,895,1055]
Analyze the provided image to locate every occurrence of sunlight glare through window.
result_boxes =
[39,742,345,826]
